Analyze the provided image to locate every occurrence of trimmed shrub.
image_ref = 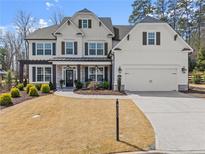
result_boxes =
[49,81,54,90]
[35,84,42,91]
[192,71,201,84]
[41,84,50,93]
[0,93,13,106]
[10,87,20,98]
[17,83,24,91]
[74,80,83,89]
[26,84,34,93]
[29,86,39,96]
[102,81,109,89]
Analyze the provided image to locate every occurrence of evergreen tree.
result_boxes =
[129,0,153,24]
[154,0,168,21]
[196,46,205,71]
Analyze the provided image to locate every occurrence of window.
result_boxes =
[37,43,43,55]
[45,67,51,82]
[89,67,104,82]
[89,43,96,55]
[148,32,156,45]
[82,19,88,28]
[45,43,52,55]
[65,42,74,55]
[37,67,44,82]
[97,43,104,55]
[88,42,104,56]
[97,67,104,82]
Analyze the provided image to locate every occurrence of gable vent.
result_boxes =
[174,34,178,41]
[67,20,70,25]
[127,34,130,41]
[99,22,102,26]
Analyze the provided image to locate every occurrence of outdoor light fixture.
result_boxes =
[118,66,122,74]
[181,66,187,73]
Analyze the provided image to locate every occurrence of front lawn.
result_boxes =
[0,95,154,154]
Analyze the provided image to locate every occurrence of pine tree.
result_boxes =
[129,0,153,24]
[154,0,168,21]
[167,0,179,30]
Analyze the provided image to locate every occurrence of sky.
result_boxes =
[0,0,133,33]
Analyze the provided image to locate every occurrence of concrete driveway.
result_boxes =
[129,91,205,153]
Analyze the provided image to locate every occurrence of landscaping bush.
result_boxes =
[41,84,50,93]
[87,81,98,90]
[192,71,201,84]
[74,80,83,89]
[29,86,39,96]
[17,83,24,91]
[49,81,54,90]
[102,81,110,89]
[0,93,13,106]
[35,83,42,91]
[10,87,20,98]
[26,84,34,93]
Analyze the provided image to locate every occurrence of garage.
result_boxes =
[124,67,177,91]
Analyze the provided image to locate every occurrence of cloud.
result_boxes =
[45,2,54,10]
[54,0,59,2]
[38,19,48,28]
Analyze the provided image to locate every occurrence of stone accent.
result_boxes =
[178,84,188,92]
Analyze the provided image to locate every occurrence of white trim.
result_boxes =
[65,41,74,55]
[32,65,52,83]
[81,18,89,29]
[147,32,156,45]
[62,66,77,87]
[86,42,105,57]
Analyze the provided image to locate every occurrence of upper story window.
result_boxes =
[37,43,44,55]
[79,19,92,28]
[36,43,52,55]
[147,32,155,45]
[65,42,74,55]
[45,43,52,55]
[88,42,104,56]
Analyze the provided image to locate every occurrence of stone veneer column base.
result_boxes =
[178,84,188,92]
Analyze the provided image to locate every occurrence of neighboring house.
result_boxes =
[19,8,193,91]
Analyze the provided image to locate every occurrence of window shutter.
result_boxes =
[85,42,88,55]
[74,42,78,55]
[104,42,108,55]
[61,41,65,55]
[143,32,147,45]
[52,43,56,55]
[156,32,160,45]
[88,19,92,28]
[32,43,36,55]
[79,20,82,28]
[32,67,36,82]
[104,66,108,81]
[85,67,88,82]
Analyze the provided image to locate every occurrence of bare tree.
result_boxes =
[50,9,64,25]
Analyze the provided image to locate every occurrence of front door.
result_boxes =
[65,70,73,87]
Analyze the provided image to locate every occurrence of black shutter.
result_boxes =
[32,67,36,82]
[85,42,88,55]
[79,20,82,28]
[74,42,78,55]
[88,19,92,28]
[104,42,108,55]
[62,41,65,55]
[104,66,108,81]
[156,32,160,45]
[143,32,147,45]
[52,43,56,55]
[85,67,88,82]
[32,43,36,55]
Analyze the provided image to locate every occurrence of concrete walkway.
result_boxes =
[129,91,205,153]
[54,90,205,153]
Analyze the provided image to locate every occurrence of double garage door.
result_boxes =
[124,67,177,91]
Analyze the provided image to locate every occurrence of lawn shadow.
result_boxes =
[119,139,147,151]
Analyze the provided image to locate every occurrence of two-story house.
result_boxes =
[19,8,193,91]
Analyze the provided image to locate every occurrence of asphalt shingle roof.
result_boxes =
[139,16,164,23]
[49,57,111,62]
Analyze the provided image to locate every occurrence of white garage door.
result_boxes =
[124,68,177,91]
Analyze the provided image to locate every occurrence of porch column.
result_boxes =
[110,65,112,90]
[19,61,24,83]
[77,65,81,81]
[53,64,56,90]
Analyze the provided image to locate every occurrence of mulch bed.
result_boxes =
[0,91,52,110]
[74,89,126,95]
[187,85,205,99]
